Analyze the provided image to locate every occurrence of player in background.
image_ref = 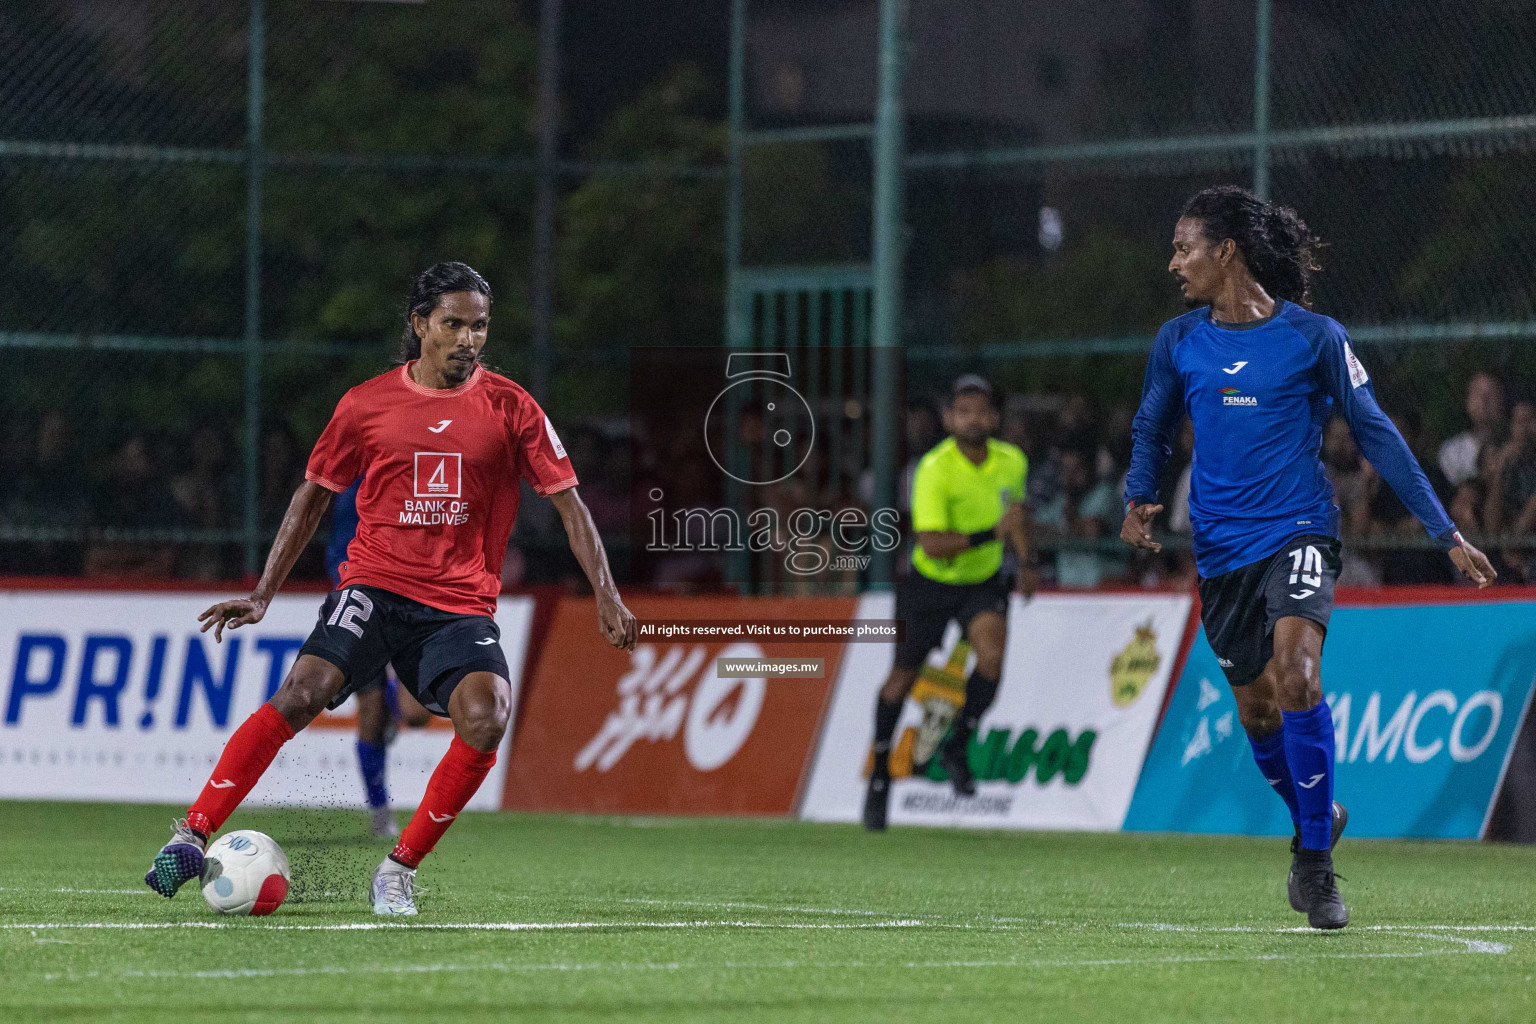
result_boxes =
[864,375,1035,831]
[1120,186,1495,929]
[144,261,636,914]
[325,477,433,839]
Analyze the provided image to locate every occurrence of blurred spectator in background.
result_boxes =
[587,438,631,535]
[567,428,627,534]
[1100,403,1136,486]
[1439,372,1506,487]
[84,435,180,577]
[259,426,305,527]
[1035,448,1121,587]
[1055,393,1100,465]
[171,424,238,578]
[901,401,941,509]
[1323,418,1367,532]
[1362,412,1456,585]
[14,410,88,527]
[1483,401,1536,532]
[1320,417,1379,585]
[4,410,88,574]
[1484,400,1536,580]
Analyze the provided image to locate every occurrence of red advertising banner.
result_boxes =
[503,595,857,815]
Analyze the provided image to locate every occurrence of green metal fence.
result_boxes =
[0,0,722,580]
[4,1,1536,584]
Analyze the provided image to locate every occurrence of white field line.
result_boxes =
[617,898,921,918]
[1400,932,1510,955]
[1116,922,1536,934]
[2,919,934,933]
[34,945,1508,984]
[5,918,1533,937]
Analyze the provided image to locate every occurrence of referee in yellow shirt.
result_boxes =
[865,375,1034,831]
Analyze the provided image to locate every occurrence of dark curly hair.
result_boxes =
[1181,185,1323,307]
[399,261,493,362]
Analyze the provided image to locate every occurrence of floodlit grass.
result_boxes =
[1,801,1532,1022]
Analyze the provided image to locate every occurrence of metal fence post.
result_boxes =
[724,0,748,350]
[1254,0,1272,200]
[242,0,266,577]
[530,0,562,403]
[722,0,751,587]
[869,0,907,588]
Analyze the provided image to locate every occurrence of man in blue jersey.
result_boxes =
[325,478,431,837]
[1121,186,1496,930]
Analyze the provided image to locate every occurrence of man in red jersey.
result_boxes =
[144,262,635,915]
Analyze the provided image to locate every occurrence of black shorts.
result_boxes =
[300,585,508,717]
[893,570,1011,670]
[1198,534,1341,688]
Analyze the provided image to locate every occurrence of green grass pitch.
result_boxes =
[2,801,1532,1023]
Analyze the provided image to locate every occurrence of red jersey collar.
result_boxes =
[400,359,483,397]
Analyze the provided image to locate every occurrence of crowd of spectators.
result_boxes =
[914,369,1534,590]
[0,412,305,580]
[3,370,1534,590]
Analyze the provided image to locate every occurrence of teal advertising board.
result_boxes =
[1125,601,1536,840]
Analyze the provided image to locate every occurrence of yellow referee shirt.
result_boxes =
[909,437,1028,584]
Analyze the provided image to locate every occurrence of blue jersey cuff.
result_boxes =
[1434,528,1463,552]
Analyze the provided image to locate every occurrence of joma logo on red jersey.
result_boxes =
[414,452,462,498]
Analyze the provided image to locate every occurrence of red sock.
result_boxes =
[187,703,295,836]
[391,736,497,868]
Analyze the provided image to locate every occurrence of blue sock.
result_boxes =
[1281,701,1336,850]
[1247,727,1300,827]
[356,739,389,810]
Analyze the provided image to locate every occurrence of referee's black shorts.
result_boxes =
[892,569,1012,670]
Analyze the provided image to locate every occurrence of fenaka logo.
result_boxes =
[414,452,462,498]
[1109,620,1160,707]
[575,642,767,773]
[1220,386,1257,407]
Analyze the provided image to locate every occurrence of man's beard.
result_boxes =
[1174,277,1205,308]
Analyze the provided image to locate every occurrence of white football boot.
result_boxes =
[370,858,420,916]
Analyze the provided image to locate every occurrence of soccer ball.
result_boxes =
[200,830,290,916]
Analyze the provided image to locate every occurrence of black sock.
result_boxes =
[871,697,902,777]
[952,669,1000,745]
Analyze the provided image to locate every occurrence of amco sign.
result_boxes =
[1126,599,1536,840]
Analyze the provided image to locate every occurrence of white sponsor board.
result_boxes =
[0,589,533,810]
[799,592,1193,830]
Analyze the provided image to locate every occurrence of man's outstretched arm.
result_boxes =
[551,487,637,650]
[1121,328,1183,552]
[1319,327,1496,588]
[199,481,335,641]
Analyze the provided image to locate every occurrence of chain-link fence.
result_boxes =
[0,0,727,585]
[4,1,1535,588]
[735,0,1536,588]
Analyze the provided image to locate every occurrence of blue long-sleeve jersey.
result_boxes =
[324,477,362,587]
[1123,301,1458,578]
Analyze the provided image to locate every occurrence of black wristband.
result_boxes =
[967,529,997,548]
